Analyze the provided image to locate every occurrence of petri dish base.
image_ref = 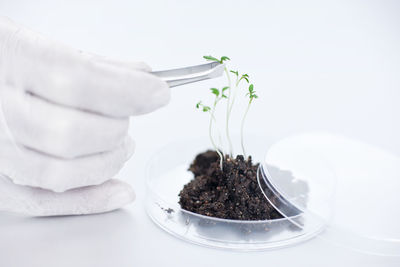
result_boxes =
[145,136,325,251]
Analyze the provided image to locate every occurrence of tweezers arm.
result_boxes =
[151,62,225,87]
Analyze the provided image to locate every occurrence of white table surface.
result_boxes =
[0,0,399,266]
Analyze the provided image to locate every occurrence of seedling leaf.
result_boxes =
[249,84,254,92]
[220,56,230,63]
[241,74,249,83]
[203,106,211,112]
[230,70,239,77]
[203,55,230,64]
[203,55,219,62]
[210,88,220,97]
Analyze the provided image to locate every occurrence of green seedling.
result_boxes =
[203,55,234,156]
[196,101,211,112]
[200,55,258,168]
[196,86,228,169]
[231,71,249,85]
[203,55,230,64]
[241,84,258,158]
[228,71,250,139]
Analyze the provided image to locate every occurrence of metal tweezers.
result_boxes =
[152,62,225,87]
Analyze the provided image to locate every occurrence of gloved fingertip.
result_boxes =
[133,61,152,72]
[131,74,171,116]
[106,182,135,212]
[152,78,172,110]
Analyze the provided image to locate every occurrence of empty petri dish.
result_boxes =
[260,133,400,256]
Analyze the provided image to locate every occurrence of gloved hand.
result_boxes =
[0,17,170,216]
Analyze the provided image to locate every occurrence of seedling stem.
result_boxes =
[241,84,258,158]
[223,67,233,157]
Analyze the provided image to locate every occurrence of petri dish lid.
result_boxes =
[259,133,400,256]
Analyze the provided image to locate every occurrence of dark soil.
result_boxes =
[179,150,285,220]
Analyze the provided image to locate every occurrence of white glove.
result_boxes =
[0,17,170,216]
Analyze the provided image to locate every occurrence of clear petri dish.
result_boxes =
[145,136,326,251]
[259,133,400,256]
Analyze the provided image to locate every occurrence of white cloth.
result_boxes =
[0,17,170,216]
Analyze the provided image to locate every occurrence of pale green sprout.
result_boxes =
[203,55,230,64]
[199,55,258,167]
[241,84,258,158]
[228,71,250,138]
[203,56,234,157]
[195,86,228,169]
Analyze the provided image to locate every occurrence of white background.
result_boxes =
[0,0,399,266]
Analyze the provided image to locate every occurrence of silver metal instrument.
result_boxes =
[152,62,225,87]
